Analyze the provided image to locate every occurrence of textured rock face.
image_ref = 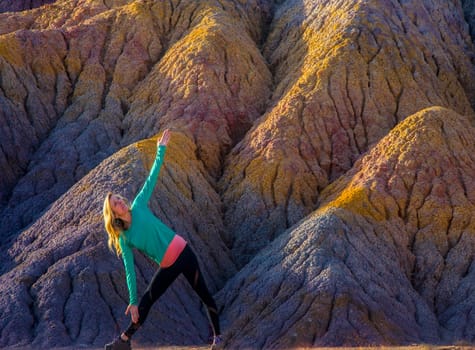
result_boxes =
[220,0,475,266]
[1,0,474,348]
[219,107,475,348]
[318,107,475,342]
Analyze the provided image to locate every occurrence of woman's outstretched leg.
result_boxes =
[180,246,221,338]
[123,264,182,338]
[105,265,181,350]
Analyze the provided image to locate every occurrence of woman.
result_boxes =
[103,129,221,350]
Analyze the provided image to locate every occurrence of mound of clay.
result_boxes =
[218,107,475,347]
[219,0,475,267]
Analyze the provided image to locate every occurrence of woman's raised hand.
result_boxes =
[158,129,171,146]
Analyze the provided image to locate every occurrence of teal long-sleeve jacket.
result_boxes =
[119,145,175,305]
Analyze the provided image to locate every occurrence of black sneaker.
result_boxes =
[104,336,131,350]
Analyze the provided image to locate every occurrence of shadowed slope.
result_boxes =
[463,0,475,45]
[0,132,235,348]
[218,107,475,347]
[0,0,55,13]
[219,0,475,267]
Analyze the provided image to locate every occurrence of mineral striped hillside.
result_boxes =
[0,0,474,348]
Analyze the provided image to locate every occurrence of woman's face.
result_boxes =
[110,195,129,217]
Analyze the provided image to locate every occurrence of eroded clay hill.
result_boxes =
[0,0,474,348]
[220,0,475,266]
[218,107,475,348]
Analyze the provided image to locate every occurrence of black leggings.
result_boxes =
[123,245,220,338]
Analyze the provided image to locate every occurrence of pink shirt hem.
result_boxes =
[161,235,187,268]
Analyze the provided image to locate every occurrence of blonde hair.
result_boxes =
[103,192,129,256]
